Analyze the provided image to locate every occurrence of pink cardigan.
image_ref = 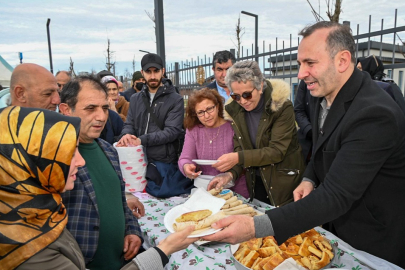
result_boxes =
[178,121,248,198]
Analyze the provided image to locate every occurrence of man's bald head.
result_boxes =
[55,70,71,92]
[10,63,60,111]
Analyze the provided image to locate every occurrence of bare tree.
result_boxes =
[145,10,155,24]
[69,57,76,77]
[123,68,132,89]
[231,16,245,59]
[306,0,343,23]
[105,38,116,75]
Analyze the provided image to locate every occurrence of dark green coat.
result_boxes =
[225,79,305,206]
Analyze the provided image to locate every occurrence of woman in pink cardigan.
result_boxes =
[178,88,248,198]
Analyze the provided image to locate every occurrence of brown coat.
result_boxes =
[116,96,130,121]
[225,79,305,206]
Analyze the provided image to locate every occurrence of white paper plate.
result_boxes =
[194,175,215,190]
[164,204,221,238]
[192,159,219,165]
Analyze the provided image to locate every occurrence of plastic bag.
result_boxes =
[113,143,147,193]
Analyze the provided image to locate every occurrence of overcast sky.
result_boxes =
[1,0,405,76]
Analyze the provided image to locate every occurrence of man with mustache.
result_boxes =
[59,75,143,269]
[10,63,60,111]
[206,50,236,102]
[117,53,191,197]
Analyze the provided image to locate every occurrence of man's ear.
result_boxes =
[59,103,72,116]
[336,50,352,73]
[13,85,26,103]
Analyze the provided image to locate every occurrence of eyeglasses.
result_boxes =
[196,105,216,117]
[230,88,256,101]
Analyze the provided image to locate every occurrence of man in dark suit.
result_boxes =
[203,21,405,268]
[206,50,236,101]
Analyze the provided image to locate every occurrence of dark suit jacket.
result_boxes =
[267,68,405,268]
[294,80,314,161]
[206,81,218,91]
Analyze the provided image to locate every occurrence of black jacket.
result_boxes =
[268,68,405,267]
[294,80,314,161]
[120,80,184,164]
[99,109,124,145]
[121,87,137,102]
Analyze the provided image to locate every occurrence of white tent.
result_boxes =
[0,55,14,88]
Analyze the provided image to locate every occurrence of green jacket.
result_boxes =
[225,79,305,206]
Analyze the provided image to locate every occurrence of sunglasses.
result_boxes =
[230,88,256,101]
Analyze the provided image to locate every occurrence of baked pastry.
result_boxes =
[233,228,334,270]
[175,209,212,222]
[173,211,225,232]
[241,250,260,268]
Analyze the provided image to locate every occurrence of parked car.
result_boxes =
[0,88,10,109]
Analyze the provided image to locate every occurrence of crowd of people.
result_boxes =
[1,20,405,270]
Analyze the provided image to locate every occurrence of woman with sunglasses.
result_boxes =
[178,88,249,198]
[208,60,305,207]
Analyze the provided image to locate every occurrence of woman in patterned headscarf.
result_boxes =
[0,106,85,270]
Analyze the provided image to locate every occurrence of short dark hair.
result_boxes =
[184,88,225,130]
[212,50,236,69]
[299,21,356,63]
[60,75,107,110]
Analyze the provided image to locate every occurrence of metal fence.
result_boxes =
[166,9,405,100]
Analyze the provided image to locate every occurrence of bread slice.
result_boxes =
[298,237,316,257]
[257,256,273,269]
[246,238,263,250]
[241,250,260,268]
[285,242,300,256]
[308,245,322,258]
[262,252,286,270]
[257,246,277,257]
[175,209,212,222]
[311,250,331,270]
[251,257,263,270]
[234,246,250,261]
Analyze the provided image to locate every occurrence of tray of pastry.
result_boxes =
[231,228,336,270]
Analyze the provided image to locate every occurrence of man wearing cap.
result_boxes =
[121,71,145,102]
[117,53,191,197]
[101,75,129,121]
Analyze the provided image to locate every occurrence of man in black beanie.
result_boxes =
[121,71,145,101]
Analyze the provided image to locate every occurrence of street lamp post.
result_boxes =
[139,50,151,54]
[241,11,258,62]
[46,18,53,74]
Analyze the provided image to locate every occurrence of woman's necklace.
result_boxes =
[205,125,221,144]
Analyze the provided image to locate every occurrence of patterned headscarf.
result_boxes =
[0,106,81,269]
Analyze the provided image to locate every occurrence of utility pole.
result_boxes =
[46,18,54,74]
[154,0,166,67]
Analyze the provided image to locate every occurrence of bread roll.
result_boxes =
[173,211,226,232]
[224,206,256,216]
